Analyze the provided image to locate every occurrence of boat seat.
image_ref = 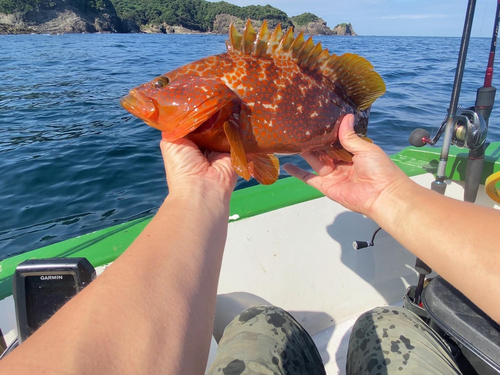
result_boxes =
[422,276,500,375]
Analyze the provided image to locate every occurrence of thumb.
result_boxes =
[338,114,374,155]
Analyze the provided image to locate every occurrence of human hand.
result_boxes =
[160,134,238,201]
[283,115,409,218]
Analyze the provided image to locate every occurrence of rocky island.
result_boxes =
[0,0,358,35]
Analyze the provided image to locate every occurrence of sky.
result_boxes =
[210,0,497,37]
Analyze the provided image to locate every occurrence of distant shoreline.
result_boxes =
[0,3,357,36]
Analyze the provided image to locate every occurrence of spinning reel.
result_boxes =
[409,108,487,151]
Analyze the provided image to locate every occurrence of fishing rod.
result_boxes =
[409,0,478,195]
[464,0,499,202]
[355,0,499,304]
[408,0,491,304]
[410,0,499,202]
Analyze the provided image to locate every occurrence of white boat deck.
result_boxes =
[1,173,498,372]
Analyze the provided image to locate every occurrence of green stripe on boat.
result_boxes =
[1,143,500,300]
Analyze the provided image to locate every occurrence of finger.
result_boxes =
[283,163,324,190]
[301,152,335,176]
[206,151,238,187]
[338,114,378,155]
[160,136,201,160]
[207,151,231,165]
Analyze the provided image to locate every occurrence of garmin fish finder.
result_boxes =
[13,258,95,343]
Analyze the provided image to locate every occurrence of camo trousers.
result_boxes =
[207,305,326,375]
[347,306,463,374]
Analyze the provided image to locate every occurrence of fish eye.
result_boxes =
[153,77,170,89]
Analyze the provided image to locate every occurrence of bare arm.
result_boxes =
[285,115,500,322]
[1,137,237,374]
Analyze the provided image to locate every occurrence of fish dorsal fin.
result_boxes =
[226,20,386,110]
[322,53,386,110]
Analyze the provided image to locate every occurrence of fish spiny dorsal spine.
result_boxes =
[226,20,386,110]
[254,20,271,56]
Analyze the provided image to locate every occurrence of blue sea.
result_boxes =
[0,34,499,260]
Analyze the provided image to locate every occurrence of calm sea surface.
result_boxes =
[0,34,499,259]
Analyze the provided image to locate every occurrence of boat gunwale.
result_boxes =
[1,143,500,300]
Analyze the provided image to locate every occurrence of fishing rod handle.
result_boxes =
[464,153,484,203]
[475,86,496,125]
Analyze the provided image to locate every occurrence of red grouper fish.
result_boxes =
[121,20,386,185]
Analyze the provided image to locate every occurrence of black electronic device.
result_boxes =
[13,258,95,343]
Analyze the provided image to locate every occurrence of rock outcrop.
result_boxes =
[293,18,333,35]
[332,23,356,36]
[212,14,284,35]
[0,0,121,34]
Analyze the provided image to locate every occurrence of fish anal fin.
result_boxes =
[323,145,353,163]
[323,136,372,163]
[248,154,280,185]
[223,121,250,180]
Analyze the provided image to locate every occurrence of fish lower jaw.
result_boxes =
[120,94,158,120]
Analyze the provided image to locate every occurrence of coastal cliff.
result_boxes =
[0,0,121,33]
[0,0,357,35]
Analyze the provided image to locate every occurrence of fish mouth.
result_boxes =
[120,90,158,121]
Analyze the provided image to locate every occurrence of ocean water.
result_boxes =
[0,34,499,259]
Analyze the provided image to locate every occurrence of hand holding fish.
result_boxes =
[160,135,237,200]
[284,114,408,218]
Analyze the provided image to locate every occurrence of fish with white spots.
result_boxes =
[121,20,386,184]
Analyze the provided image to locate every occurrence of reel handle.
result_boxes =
[409,128,431,147]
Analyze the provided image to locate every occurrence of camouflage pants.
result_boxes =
[347,306,463,374]
[207,305,326,375]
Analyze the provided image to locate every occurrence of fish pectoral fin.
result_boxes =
[248,154,280,185]
[223,121,250,180]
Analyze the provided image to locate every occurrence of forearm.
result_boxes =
[372,179,500,322]
[3,189,230,374]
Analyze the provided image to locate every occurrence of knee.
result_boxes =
[236,305,287,325]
